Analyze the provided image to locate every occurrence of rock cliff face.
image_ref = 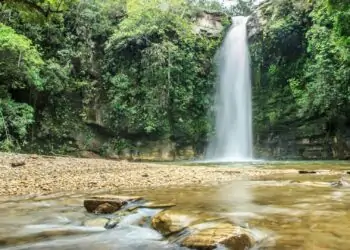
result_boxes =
[76,108,196,160]
[193,11,228,37]
[254,125,350,160]
[246,0,271,39]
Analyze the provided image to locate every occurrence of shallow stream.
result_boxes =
[0,162,350,250]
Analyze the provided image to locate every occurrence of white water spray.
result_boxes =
[206,16,253,162]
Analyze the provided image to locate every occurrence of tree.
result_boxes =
[0,0,78,17]
[0,24,43,149]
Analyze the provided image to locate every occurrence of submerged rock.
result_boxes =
[83,218,109,228]
[85,209,140,229]
[83,195,142,214]
[292,181,329,187]
[331,178,350,188]
[105,219,118,229]
[181,222,254,250]
[126,202,175,212]
[114,210,138,217]
[140,202,176,209]
[152,210,198,235]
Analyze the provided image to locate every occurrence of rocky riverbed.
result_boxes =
[0,153,328,198]
[79,195,266,250]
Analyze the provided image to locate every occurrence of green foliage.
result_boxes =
[0,98,34,150]
[104,0,222,146]
[250,0,311,135]
[100,138,132,157]
[0,0,226,155]
[0,23,44,89]
[228,0,253,16]
[251,0,350,158]
[300,0,350,118]
[0,23,42,150]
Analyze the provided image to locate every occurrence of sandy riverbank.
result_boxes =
[0,153,336,197]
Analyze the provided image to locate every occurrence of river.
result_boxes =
[0,161,349,249]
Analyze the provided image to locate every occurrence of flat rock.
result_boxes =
[140,202,176,209]
[181,222,254,250]
[89,195,142,202]
[84,195,141,214]
[152,210,198,235]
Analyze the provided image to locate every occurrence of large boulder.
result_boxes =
[181,222,255,250]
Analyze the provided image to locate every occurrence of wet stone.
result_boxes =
[96,203,119,214]
[181,222,255,250]
[84,199,124,214]
[298,170,317,174]
[105,220,118,229]
[152,210,198,235]
[83,195,142,214]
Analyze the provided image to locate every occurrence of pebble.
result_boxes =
[0,153,343,197]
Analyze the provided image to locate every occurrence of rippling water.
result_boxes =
[1,162,350,249]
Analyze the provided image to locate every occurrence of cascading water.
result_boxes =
[206,16,253,162]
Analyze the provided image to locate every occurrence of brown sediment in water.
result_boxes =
[0,159,350,250]
[0,153,345,198]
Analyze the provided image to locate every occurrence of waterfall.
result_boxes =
[206,16,253,162]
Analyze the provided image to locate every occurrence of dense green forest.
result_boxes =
[251,0,350,159]
[0,0,349,159]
